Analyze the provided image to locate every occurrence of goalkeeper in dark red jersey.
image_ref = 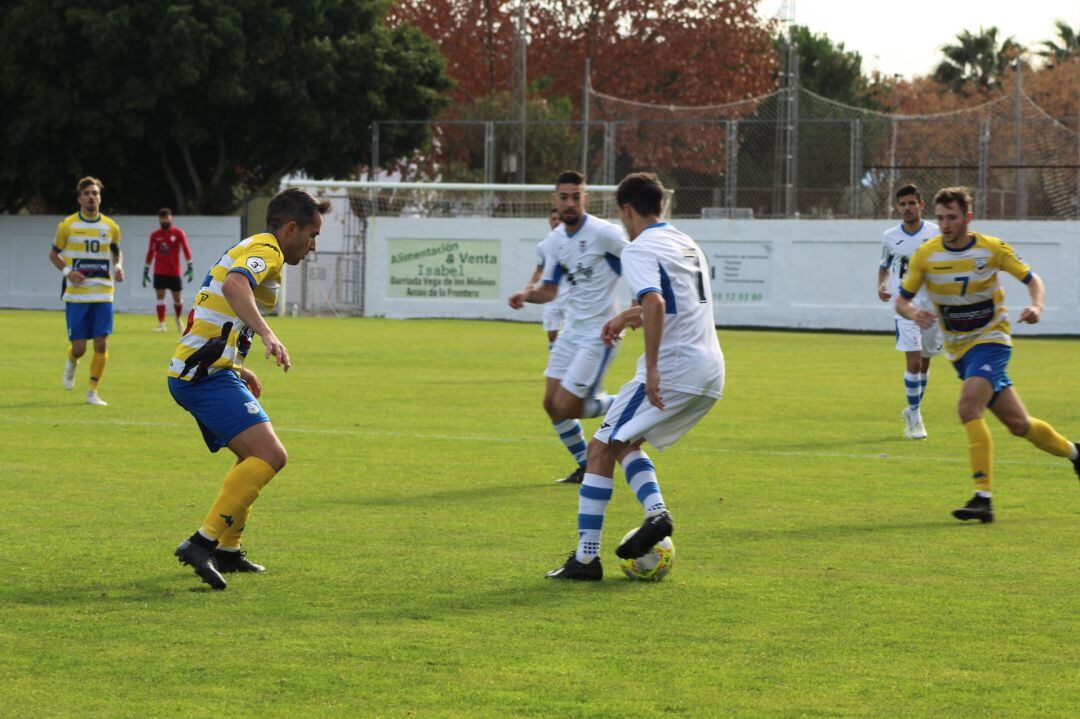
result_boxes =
[143,208,193,332]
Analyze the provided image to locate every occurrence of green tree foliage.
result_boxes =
[784,25,882,109]
[0,0,450,214]
[933,27,1022,95]
[1038,20,1080,68]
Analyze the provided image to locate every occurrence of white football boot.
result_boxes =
[86,390,108,406]
[901,408,914,439]
[910,410,928,440]
[62,360,76,390]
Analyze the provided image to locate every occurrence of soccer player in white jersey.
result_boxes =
[547,172,724,580]
[518,208,567,350]
[877,184,942,439]
[508,171,629,484]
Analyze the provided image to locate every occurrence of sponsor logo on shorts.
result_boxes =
[244,401,261,414]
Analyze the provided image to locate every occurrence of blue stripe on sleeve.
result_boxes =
[228,267,257,288]
[898,288,915,299]
[1021,272,1032,284]
[658,263,677,314]
[636,287,661,301]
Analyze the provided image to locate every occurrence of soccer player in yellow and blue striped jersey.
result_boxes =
[169,188,330,590]
[897,186,1080,523]
[48,177,124,406]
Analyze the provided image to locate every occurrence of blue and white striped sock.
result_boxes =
[621,449,666,517]
[904,371,921,412]
[553,419,587,466]
[576,473,613,562]
[918,370,930,405]
[581,394,614,419]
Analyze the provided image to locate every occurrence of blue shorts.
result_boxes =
[168,371,270,453]
[952,343,1013,396]
[66,301,113,341]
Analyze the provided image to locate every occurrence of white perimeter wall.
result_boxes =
[0,215,240,313]
[367,218,1080,335]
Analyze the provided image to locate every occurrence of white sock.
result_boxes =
[581,394,614,419]
[621,449,666,516]
[576,473,613,563]
[975,490,992,498]
[1068,444,1079,461]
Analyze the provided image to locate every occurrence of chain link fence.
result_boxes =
[371,87,1080,220]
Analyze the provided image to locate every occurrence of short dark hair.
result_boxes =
[76,176,103,194]
[554,170,585,187]
[615,172,664,216]
[157,207,172,218]
[933,186,973,215]
[895,184,921,201]
[266,188,332,230]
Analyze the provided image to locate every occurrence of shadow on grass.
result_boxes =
[0,573,209,606]
[716,515,1055,541]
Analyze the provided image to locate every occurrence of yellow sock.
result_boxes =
[199,457,276,540]
[1023,418,1074,458]
[964,418,993,492]
[217,505,251,550]
[67,348,78,365]
[88,351,107,390]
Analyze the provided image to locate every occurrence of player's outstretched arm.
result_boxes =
[508,282,558,309]
[221,273,291,371]
[1018,272,1044,324]
[877,265,891,302]
[640,292,666,409]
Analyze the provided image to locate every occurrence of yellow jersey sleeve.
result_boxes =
[227,240,284,289]
[899,243,929,299]
[54,218,70,252]
[993,239,1032,283]
[107,217,121,251]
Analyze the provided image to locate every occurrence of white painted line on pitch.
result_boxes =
[0,415,1064,468]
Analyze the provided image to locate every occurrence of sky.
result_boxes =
[758,0,1080,79]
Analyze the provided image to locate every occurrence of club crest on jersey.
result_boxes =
[246,256,267,274]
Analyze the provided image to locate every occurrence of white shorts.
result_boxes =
[545,333,619,399]
[894,316,943,357]
[594,379,717,451]
[542,304,564,332]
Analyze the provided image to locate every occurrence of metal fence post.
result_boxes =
[849,119,862,217]
[369,122,379,181]
[725,119,738,213]
[483,121,495,214]
[603,122,616,185]
[978,119,990,215]
[1014,61,1025,218]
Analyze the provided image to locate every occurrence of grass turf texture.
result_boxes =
[1,309,1077,718]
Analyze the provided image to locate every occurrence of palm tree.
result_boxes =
[1038,20,1080,68]
[934,27,1023,95]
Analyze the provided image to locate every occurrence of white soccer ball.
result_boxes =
[618,529,675,581]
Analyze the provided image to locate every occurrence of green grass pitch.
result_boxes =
[1,309,1077,718]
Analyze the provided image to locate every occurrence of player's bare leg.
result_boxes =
[990,387,1080,481]
[154,287,168,331]
[544,378,588,483]
[63,339,87,390]
[170,288,184,333]
[902,350,927,439]
[85,335,109,406]
[952,377,997,522]
[175,423,285,588]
